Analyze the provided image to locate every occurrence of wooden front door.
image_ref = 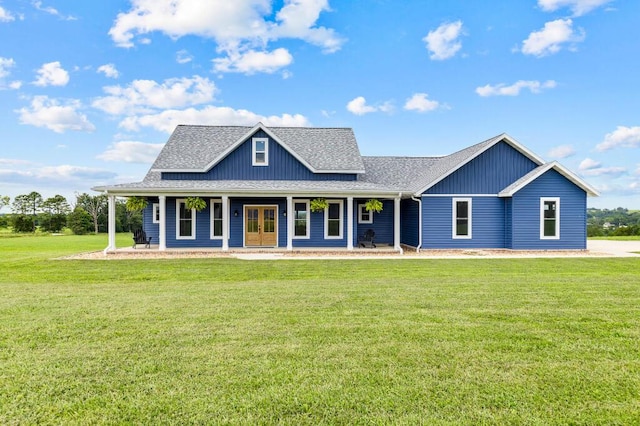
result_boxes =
[244,206,277,247]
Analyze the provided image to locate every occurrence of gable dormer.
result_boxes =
[150,123,365,182]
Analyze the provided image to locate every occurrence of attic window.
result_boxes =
[252,137,268,166]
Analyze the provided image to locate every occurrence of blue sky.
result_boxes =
[1,0,639,209]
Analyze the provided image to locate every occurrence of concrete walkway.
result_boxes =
[586,240,640,258]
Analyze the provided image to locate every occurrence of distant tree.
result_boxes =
[67,207,93,235]
[39,195,71,233]
[12,191,43,216]
[11,215,35,233]
[0,195,9,212]
[75,193,107,234]
[117,199,142,232]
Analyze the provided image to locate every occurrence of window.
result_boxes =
[358,204,373,224]
[325,200,343,239]
[176,199,196,239]
[293,200,310,239]
[210,199,223,239]
[252,137,268,166]
[452,198,472,239]
[540,198,560,239]
[153,203,160,224]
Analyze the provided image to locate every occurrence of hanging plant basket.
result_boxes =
[185,196,207,211]
[365,198,383,213]
[125,196,148,212]
[310,197,328,212]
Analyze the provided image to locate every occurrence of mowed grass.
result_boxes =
[1,235,639,424]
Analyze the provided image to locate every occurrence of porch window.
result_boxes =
[210,199,223,239]
[540,198,560,239]
[176,199,196,240]
[452,198,472,239]
[358,204,373,224]
[252,137,268,166]
[293,200,310,239]
[325,200,343,239]
[153,203,160,224]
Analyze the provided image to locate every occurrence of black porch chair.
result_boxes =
[358,229,376,248]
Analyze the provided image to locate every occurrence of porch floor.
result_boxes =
[117,244,400,256]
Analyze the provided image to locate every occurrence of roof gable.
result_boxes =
[149,123,365,176]
[412,134,545,195]
[498,161,600,197]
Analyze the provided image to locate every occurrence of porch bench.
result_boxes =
[132,229,152,248]
[358,229,376,248]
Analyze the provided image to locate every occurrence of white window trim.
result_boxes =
[153,203,160,224]
[324,199,343,239]
[292,199,310,240]
[358,203,373,224]
[540,197,560,240]
[176,199,196,240]
[252,137,269,166]
[452,198,472,239]
[210,199,223,240]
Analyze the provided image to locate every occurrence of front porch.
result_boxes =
[105,194,405,253]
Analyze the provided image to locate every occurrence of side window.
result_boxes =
[293,200,310,239]
[358,204,373,224]
[153,203,160,224]
[452,198,472,239]
[210,199,223,238]
[325,200,343,239]
[540,198,560,239]
[252,137,268,166]
[176,199,196,239]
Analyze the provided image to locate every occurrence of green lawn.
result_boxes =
[1,234,639,424]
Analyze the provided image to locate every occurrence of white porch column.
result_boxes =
[394,196,402,253]
[286,196,293,251]
[158,195,166,251]
[222,195,229,251]
[347,196,354,250]
[105,194,116,253]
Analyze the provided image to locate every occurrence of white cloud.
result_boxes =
[16,96,95,133]
[538,0,612,16]
[423,21,464,60]
[176,49,193,64]
[97,63,120,79]
[33,61,70,86]
[118,105,309,133]
[97,141,165,163]
[0,57,15,78]
[108,0,344,75]
[547,144,576,159]
[596,126,640,151]
[346,96,388,116]
[521,19,585,57]
[33,1,76,20]
[579,158,601,170]
[213,48,293,74]
[475,80,557,97]
[579,158,626,177]
[8,80,22,89]
[0,5,15,22]
[404,93,441,112]
[92,75,217,115]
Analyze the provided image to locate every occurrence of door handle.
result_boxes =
[258,225,261,233]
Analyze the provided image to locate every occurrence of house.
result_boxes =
[93,122,599,252]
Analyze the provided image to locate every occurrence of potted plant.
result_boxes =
[310,197,328,212]
[125,196,148,212]
[364,198,383,213]
[185,196,207,211]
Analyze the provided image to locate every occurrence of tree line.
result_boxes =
[587,207,640,237]
[0,192,142,234]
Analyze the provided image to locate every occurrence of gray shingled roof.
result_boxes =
[95,128,574,197]
[149,124,365,174]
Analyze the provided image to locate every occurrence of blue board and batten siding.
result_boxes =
[162,130,357,181]
[400,198,419,248]
[422,197,506,249]
[426,142,538,194]
[510,169,587,249]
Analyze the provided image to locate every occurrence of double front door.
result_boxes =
[245,206,277,247]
